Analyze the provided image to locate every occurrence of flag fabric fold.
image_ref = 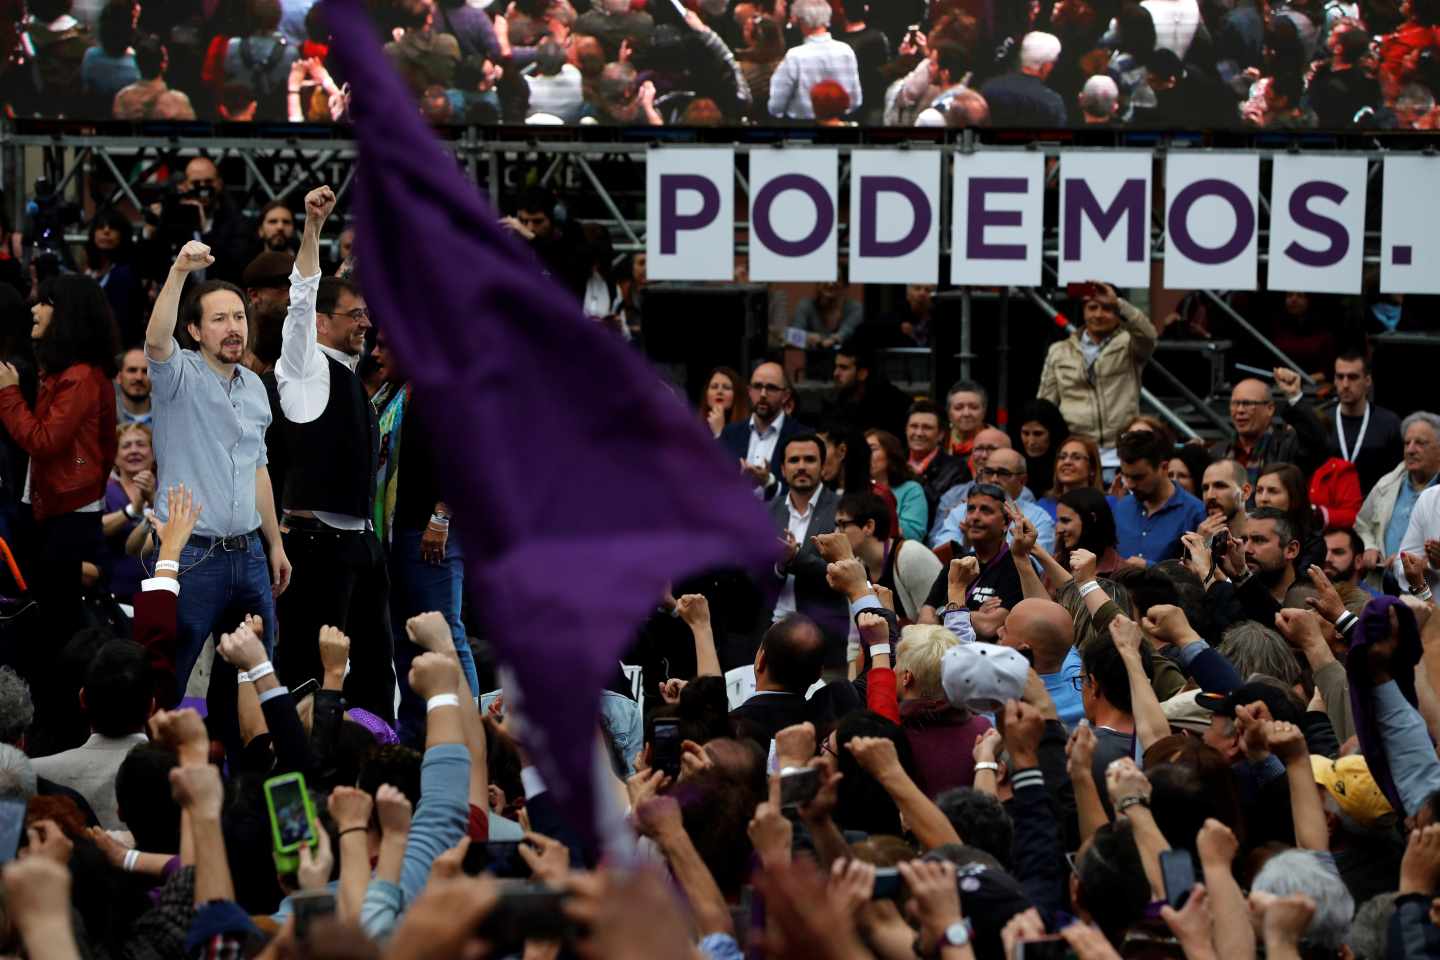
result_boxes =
[323,0,778,841]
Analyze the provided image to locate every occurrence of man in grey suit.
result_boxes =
[768,434,850,670]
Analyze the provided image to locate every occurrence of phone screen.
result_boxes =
[652,719,682,778]
[779,767,820,809]
[269,778,314,848]
[290,677,320,701]
[463,840,532,878]
[0,798,26,864]
[1160,849,1196,909]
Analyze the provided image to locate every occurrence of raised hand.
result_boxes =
[633,795,684,843]
[825,558,869,599]
[1108,614,1144,660]
[898,859,963,945]
[1274,608,1327,654]
[304,185,336,229]
[1305,565,1347,622]
[518,832,570,888]
[1248,891,1315,947]
[169,764,225,819]
[812,531,853,563]
[24,820,73,866]
[217,619,266,671]
[971,597,1007,638]
[747,800,794,869]
[1272,366,1302,400]
[1402,552,1428,593]
[1141,604,1195,647]
[1066,722,1097,783]
[149,707,209,765]
[328,786,373,833]
[408,652,460,700]
[846,735,902,779]
[172,240,214,275]
[775,722,817,770]
[827,858,875,916]
[1069,548,1098,584]
[318,625,350,679]
[1159,883,1213,957]
[297,823,333,890]
[948,556,979,605]
[675,593,711,629]
[405,612,453,655]
[1400,823,1440,895]
[1104,757,1152,809]
[1196,818,1238,869]
[1000,699,1044,768]
[375,784,412,836]
[1263,720,1308,766]
[156,484,203,555]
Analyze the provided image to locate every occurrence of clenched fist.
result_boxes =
[305,185,336,227]
[172,240,214,275]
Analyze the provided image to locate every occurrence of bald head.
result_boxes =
[971,427,1011,472]
[1005,599,1075,670]
[984,447,1028,499]
[748,362,789,424]
[1229,378,1275,439]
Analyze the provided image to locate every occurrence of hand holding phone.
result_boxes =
[264,772,318,855]
[1159,849,1196,910]
[651,718,682,779]
[779,766,820,810]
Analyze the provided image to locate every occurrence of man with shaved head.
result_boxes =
[1219,368,1327,483]
[928,427,1013,546]
[720,360,806,498]
[1199,458,1251,539]
[1003,598,1083,728]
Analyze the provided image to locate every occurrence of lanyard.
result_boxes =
[1336,402,1371,463]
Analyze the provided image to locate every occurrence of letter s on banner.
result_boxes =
[1381,155,1440,294]
[951,152,1044,287]
[748,149,839,282]
[1267,155,1367,295]
[849,150,939,284]
[1058,151,1152,288]
[646,147,734,282]
[1163,153,1259,291]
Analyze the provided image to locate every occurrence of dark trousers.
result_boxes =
[275,522,395,723]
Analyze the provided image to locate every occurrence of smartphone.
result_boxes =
[291,890,336,941]
[0,797,26,864]
[463,840,533,879]
[1014,937,1079,960]
[290,677,320,701]
[779,766,820,810]
[1160,849,1196,910]
[905,23,922,44]
[478,884,576,947]
[1209,529,1231,557]
[871,867,902,899]
[264,772,318,854]
[652,718,682,779]
[1066,281,1099,300]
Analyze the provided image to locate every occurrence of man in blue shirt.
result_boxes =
[1003,598,1084,728]
[1113,429,1205,565]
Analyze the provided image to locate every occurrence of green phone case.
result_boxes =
[263,771,319,855]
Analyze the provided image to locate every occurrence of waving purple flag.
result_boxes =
[322,0,777,840]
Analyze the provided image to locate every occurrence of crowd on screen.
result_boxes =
[8,0,1440,128]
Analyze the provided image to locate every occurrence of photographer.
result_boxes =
[139,157,251,286]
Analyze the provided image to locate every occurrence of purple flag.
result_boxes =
[323,0,777,841]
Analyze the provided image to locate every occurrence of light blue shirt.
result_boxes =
[930,487,1056,555]
[148,339,271,537]
[1043,647,1085,729]
[1385,473,1437,559]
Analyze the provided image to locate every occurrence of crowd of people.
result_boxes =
[9,0,1440,128]
[2,110,1440,960]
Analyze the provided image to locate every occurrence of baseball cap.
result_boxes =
[1194,680,1303,725]
[941,642,1028,713]
[242,251,294,290]
[1159,688,1213,735]
[1311,754,1393,827]
[951,860,1034,959]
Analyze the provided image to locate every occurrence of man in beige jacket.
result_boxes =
[1036,281,1158,451]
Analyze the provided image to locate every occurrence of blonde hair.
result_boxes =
[896,624,960,700]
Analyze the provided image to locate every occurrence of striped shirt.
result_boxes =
[767,33,862,119]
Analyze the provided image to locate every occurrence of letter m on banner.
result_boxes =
[1059,152,1152,288]
[646,148,735,281]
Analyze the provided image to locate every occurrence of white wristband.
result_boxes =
[973,761,1000,774]
[1077,580,1102,598]
[426,693,461,712]
[154,560,180,573]
[245,661,274,683]
[1416,586,1434,602]
[123,849,140,872]
[868,644,892,657]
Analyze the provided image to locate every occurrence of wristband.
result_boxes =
[338,826,367,839]
[123,849,140,872]
[1077,580,1102,598]
[1116,794,1149,815]
[124,502,141,520]
[429,513,451,527]
[426,693,460,712]
[868,644,892,657]
[1414,585,1434,602]
[155,559,180,573]
[973,761,1000,774]
[1335,611,1359,634]
[246,661,274,683]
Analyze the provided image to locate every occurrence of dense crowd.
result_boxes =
[3,100,1440,960]
[8,0,1440,128]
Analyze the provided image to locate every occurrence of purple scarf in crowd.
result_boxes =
[322,0,777,844]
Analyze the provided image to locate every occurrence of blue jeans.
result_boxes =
[389,527,475,746]
[172,533,276,696]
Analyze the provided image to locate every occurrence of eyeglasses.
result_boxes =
[322,307,371,322]
[834,518,858,530]
[978,467,1019,480]
[1056,451,1090,463]
[1229,399,1272,410]
[972,444,1001,454]
[750,382,787,394]
[1069,675,1089,691]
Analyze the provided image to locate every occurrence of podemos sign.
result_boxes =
[645,147,1438,294]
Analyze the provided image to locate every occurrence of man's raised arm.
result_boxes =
[145,241,214,362]
[296,185,334,280]
[277,186,336,423]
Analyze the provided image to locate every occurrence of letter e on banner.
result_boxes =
[646,148,733,281]
[1267,155,1366,295]
[849,150,939,284]
[1059,152,1152,288]
[748,149,839,282]
[951,152,1044,287]
[1381,156,1440,294]
[1163,153,1259,291]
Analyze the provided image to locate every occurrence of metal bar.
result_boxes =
[996,285,1010,414]
[1199,289,1315,385]
[94,148,144,214]
[574,154,642,248]
[958,287,972,380]
[1139,387,1201,441]
[238,151,278,201]
[488,150,500,208]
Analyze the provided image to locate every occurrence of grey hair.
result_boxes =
[599,0,632,14]
[0,744,37,804]
[0,667,34,745]
[1078,75,1118,117]
[1401,411,1440,440]
[1349,891,1399,960]
[1252,850,1355,951]
[946,379,988,411]
[1218,622,1303,688]
[791,0,833,31]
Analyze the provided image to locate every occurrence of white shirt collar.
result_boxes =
[318,342,361,372]
[787,484,823,519]
[751,410,786,438]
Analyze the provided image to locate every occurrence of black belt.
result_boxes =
[188,531,258,552]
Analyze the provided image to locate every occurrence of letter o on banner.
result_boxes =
[1163,153,1259,291]
[748,149,838,282]
[849,150,939,284]
[646,147,734,281]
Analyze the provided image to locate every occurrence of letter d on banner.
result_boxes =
[646,148,734,281]
[849,150,939,284]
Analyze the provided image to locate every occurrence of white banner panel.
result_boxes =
[748,148,838,282]
[1267,155,1367,294]
[951,152,1045,287]
[645,147,733,281]
[1163,153,1260,291]
[1058,151,1153,288]
[848,150,940,284]
[1381,155,1440,294]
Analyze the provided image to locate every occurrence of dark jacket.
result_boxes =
[899,698,991,798]
[1219,397,1328,482]
[0,363,117,521]
[821,378,915,441]
[730,692,814,748]
[720,414,808,492]
[978,71,1067,128]
[769,487,850,663]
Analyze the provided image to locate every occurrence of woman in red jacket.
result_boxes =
[0,275,119,644]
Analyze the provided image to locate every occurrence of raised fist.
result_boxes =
[172,240,214,275]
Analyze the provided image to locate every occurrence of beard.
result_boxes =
[265,233,293,252]
[1254,561,1290,587]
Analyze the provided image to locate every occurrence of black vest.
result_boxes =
[277,354,379,518]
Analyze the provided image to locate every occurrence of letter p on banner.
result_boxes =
[646,147,734,281]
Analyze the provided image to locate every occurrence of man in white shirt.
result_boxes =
[1142,0,1202,59]
[768,434,848,667]
[768,0,862,120]
[270,185,396,722]
[525,39,585,122]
